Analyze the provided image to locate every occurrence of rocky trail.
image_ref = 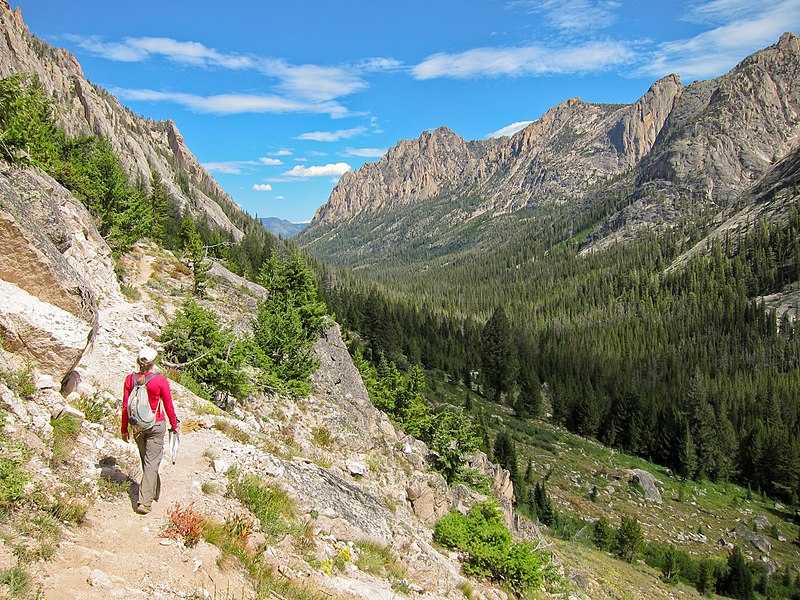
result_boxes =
[40,426,255,600]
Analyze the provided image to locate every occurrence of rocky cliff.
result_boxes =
[299,33,800,263]
[0,1,243,240]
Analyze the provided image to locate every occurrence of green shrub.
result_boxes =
[433,501,546,595]
[72,393,111,423]
[0,364,35,400]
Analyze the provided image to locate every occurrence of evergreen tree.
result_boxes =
[724,546,755,600]
[615,514,643,562]
[480,307,518,403]
[493,430,518,490]
[533,480,556,526]
[592,516,614,551]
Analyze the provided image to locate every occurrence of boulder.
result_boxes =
[732,526,772,554]
[0,279,92,379]
[629,468,662,503]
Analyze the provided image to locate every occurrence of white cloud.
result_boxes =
[343,147,387,157]
[269,149,293,156]
[486,121,535,139]
[276,195,285,200]
[258,157,283,165]
[111,87,348,117]
[284,163,352,177]
[296,127,367,142]
[413,40,635,79]
[202,160,258,174]
[356,57,405,72]
[640,0,800,78]
[252,183,273,191]
[66,34,375,105]
[66,35,253,69]
[510,0,621,32]
[265,62,367,102]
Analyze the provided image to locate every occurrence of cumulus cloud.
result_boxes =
[252,183,273,191]
[640,0,800,78]
[342,147,387,157]
[258,157,283,165]
[413,40,635,79]
[111,87,348,117]
[486,121,535,138]
[296,127,367,142]
[284,163,352,177]
[276,195,285,200]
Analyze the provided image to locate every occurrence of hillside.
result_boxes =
[0,0,245,240]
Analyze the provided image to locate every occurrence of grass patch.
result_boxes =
[355,540,406,581]
[50,414,81,464]
[119,283,141,302]
[214,418,252,445]
[201,481,219,495]
[0,566,31,598]
[227,469,295,539]
[311,426,334,449]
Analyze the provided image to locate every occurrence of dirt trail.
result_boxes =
[40,425,253,600]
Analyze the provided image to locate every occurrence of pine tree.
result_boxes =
[493,430,518,489]
[480,307,518,403]
[724,546,755,600]
[615,514,643,562]
[534,480,555,526]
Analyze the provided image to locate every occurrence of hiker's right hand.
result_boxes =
[122,431,129,442]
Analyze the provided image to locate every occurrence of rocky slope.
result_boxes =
[0,0,243,240]
[0,151,530,598]
[299,33,800,265]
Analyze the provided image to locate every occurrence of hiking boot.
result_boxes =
[136,504,151,514]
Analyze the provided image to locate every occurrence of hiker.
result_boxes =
[121,346,179,515]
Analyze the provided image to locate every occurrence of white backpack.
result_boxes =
[127,373,162,431]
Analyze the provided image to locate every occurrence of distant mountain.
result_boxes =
[298,33,800,270]
[259,217,307,238]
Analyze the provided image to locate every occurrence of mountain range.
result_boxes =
[298,32,800,288]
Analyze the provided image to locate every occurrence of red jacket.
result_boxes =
[122,372,178,435]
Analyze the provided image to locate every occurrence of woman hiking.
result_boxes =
[122,346,179,515]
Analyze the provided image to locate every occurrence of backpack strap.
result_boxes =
[142,373,165,420]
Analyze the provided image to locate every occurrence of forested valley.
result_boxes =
[316,186,800,506]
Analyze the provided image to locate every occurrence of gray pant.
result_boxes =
[134,421,166,508]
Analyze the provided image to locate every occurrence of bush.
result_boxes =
[433,501,547,595]
[0,364,35,400]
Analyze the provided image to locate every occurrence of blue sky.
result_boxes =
[14,0,800,222]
